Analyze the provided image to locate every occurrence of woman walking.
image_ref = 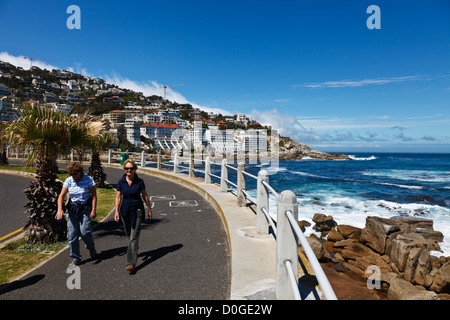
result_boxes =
[114,159,152,273]
[56,161,98,266]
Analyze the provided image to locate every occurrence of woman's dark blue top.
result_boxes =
[117,173,146,225]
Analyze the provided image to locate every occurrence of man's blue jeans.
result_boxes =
[66,207,96,262]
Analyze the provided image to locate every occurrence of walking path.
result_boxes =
[0,164,277,300]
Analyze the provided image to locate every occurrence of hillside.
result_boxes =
[1,60,349,159]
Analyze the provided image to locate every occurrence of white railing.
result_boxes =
[106,150,337,300]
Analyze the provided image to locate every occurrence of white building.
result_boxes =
[234,129,267,153]
[46,103,72,114]
[67,80,80,91]
[140,123,182,140]
[189,121,205,150]
[203,129,236,154]
[188,127,268,155]
[235,114,249,126]
[125,120,142,146]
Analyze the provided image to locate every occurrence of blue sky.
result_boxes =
[1,0,449,153]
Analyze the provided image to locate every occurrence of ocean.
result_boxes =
[213,153,450,257]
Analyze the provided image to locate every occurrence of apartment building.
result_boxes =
[140,122,182,140]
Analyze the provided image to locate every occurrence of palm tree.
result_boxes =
[0,122,8,165]
[4,105,87,243]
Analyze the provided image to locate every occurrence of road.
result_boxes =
[0,173,33,241]
[0,165,231,299]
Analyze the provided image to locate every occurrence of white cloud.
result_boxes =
[293,75,424,89]
[249,108,318,140]
[103,73,232,116]
[0,51,59,71]
[248,108,448,147]
[297,117,393,130]
[68,62,92,77]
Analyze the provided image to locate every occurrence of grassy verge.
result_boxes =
[0,163,69,180]
[0,165,117,287]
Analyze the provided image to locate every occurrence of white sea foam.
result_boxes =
[363,169,450,183]
[298,156,315,160]
[291,171,326,179]
[373,181,423,190]
[348,155,377,161]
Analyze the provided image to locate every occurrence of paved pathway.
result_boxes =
[0,166,231,299]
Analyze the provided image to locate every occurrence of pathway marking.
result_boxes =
[169,200,199,207]
[150,195,176,201]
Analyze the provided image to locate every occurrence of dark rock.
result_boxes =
[312,213,337,232]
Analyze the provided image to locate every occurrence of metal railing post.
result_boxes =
[174,152,179,173]
[157,153,162,170]
[108,149,112,164]
[189,153,194,178]
[205,156,211,184]
[256,170,269,234]
[276,190,299,300]
[141,150,145,167]
[220,159,228,192]
[237,162,246,207]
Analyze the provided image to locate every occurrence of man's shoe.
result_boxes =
[126,264,135,273]
[70,259,81,266]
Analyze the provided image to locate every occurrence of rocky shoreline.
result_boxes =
[278,136,351,160]
[299,214,450,300]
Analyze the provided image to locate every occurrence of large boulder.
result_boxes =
[390,233,428,273]
[336,225,362,240]
[403,247,432,286]
[392,217,443,251]
[360,216,401,255]
[299,234,331,262]
[388,278,439,300]
[312,213,337,232]
[430,262,450,293]
[341,242,392,276]
[392,217,434,230]
[327,228,344,242]
[341,242,374,261]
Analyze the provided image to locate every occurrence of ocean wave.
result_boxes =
[348,155,377,161]
[363,169,450,183]
[291,171,330,180]
[373,182,423,190]
[297,156,315,160]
